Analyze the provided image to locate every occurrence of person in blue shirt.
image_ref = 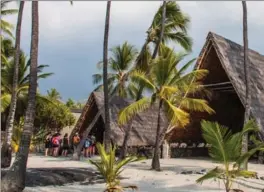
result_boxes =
[84,136,91,158]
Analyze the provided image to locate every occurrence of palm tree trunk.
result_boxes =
[151,100,163,171]
[103,1,111,152]
[241,1,250,170]
[1,2,39,191]
[151,1,166,59]
[1,1,24,169]
[136,1,166,101]
[120,121,133,159]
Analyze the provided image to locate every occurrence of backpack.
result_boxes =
[84,139,90,148]
[73,136,80,145]
[52,137,59,145]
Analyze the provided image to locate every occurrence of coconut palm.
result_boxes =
[136,1,192,72]
[93,42,138,98]
[1,0,18,38]
[1,52,53,113]
[241,1,250,170]
[93,42,139,159]
[47,88,62,101]
[118,45,214,171]
[1,1,24,169]
[135,1,191,100]
[1,2,39,191]
[103,1,111,152]
[196,120,262,192]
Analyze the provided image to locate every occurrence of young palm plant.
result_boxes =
[118,44,214,171]
[89,143,142,192]
[196,120,261,192]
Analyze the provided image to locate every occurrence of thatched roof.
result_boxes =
[72,91,167,146]
[196,32,264,139]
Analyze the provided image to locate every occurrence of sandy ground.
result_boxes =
[23,155,264,192]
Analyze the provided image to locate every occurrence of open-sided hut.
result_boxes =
[168,32,264,157]
[70,91,167,148]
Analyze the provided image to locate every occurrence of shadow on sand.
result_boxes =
[1,167,98,187]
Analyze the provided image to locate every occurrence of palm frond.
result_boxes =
[177,97,214,114]
[163,98,190,128]
[196,167,224,184]
[163,31,193,51]
[92,74,103,85]
[118,97,151,125]
[201,120,230,163]
[130,70,155,91]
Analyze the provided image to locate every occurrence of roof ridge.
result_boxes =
[208,31,264,57]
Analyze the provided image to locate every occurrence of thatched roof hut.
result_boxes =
[168,32,264,142]
[70,92,167,146]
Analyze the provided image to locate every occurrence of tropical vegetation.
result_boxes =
[196,120,263,192]
[93,41,139,99]
[118,44,214,171]
[89,143,143,192]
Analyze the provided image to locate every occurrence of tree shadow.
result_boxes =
[1,167,98,187]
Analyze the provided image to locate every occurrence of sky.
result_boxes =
[4,1,264,102]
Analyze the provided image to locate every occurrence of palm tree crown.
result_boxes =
[119,44,213,127]
[93,41,139,98]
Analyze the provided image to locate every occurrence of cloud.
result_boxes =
[4,1,264,100]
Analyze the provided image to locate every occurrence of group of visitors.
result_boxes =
[45,132,69,157]
[45,132,96,158]
[72,133,96,158]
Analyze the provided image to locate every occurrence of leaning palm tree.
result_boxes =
[103,1,111,152]
[1,2,39,191]
[136,1,192,72]
[1,1,24,169]
[241,1,250,170]
[196,120,261,192]
[93,41,138,98]
[136,1,191,100]
[118,45,214,171]
[1,0,18,38]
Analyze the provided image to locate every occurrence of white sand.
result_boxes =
[24,155,264,192]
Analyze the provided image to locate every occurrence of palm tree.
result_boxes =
[66,98,76,108]
[1,0,18,38]
[93,42,138,159]
[103,1,111,152]
[47,88,62,101]
[196,120,261,192]
[93,42,138,98]
[241,1,250,170]
[151,1,166,59]
[1,1,24,169]
[1,52,53,113]
[135,1,191,100]
[1,2,39,191]
[118,45,214,171]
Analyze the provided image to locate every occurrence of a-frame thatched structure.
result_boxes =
[168,32,264,143]
[70,91,167,146]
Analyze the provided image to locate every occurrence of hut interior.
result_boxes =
[198,43,245,133]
